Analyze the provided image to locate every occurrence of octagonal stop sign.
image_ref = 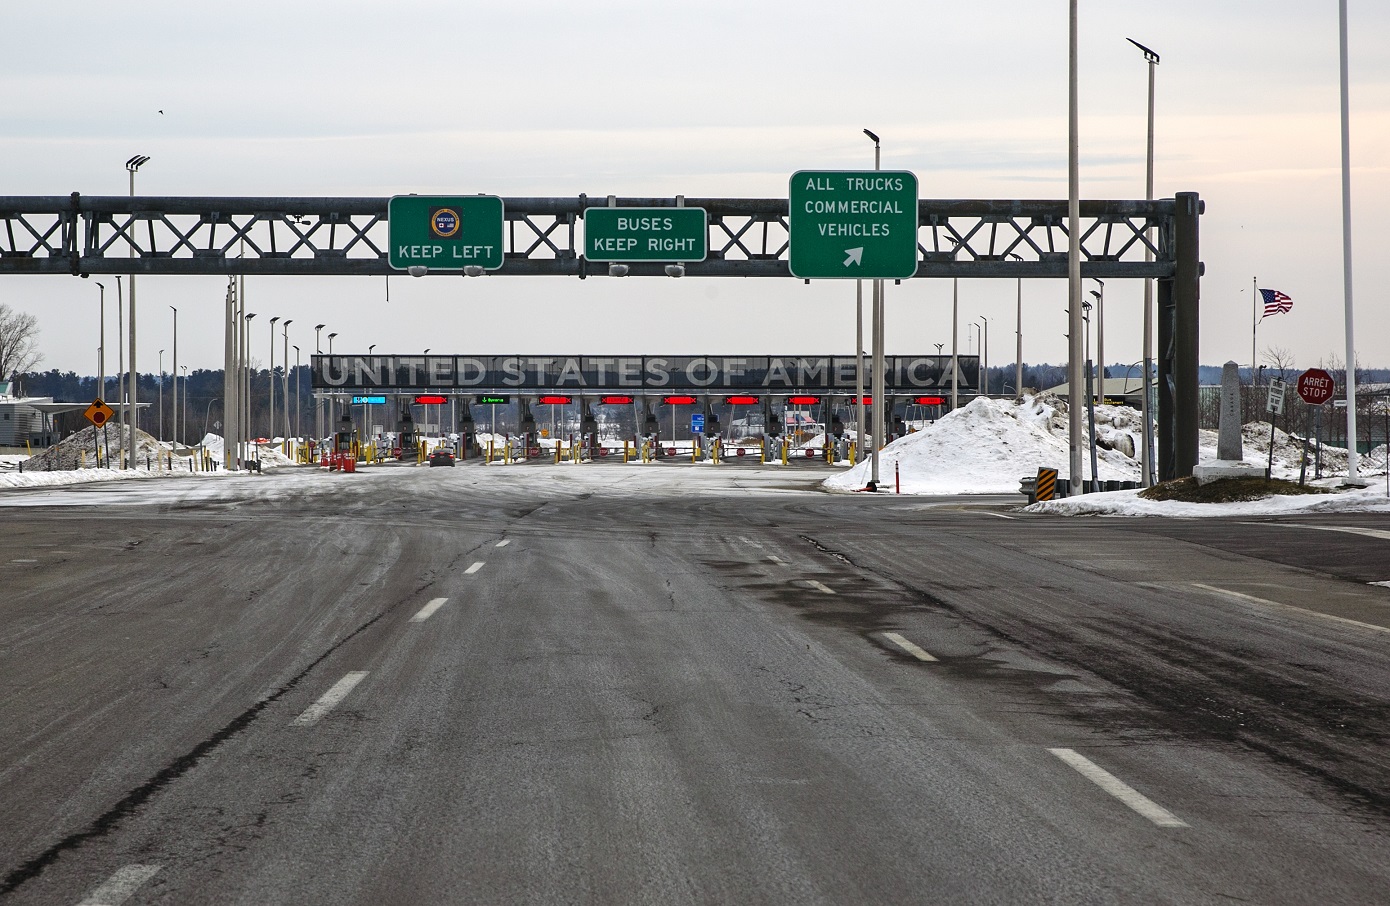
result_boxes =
[1296,368,1336,406]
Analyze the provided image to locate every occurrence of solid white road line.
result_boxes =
[981,512,1017,520]
[805,579,836,595]
[77,864,161,906]
[495,539,510,547]
[766,554,785,565]
[410,597,448,623]
[1049,748,1188,828]
[1192,582,1390,636]
[1257,522,1390,542]
[291,672,369,727]
[882,632,938,661]
[465,561,485,574]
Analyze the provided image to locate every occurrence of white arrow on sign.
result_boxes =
[843,247,864,267]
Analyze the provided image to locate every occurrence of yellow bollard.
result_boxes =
[781,438,789,466]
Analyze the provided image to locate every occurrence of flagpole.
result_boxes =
[1252,276,1258,386]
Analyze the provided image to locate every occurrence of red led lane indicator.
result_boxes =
[913,396,946,405]
[600,395,635,405]
[538,395,573,405]
[662,395,698,405]
[847,396,873,405]
[787,395,821,406]
[414,395,448,405]
[724,395,760,405]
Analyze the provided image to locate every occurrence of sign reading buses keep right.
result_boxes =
[788,170,919,279]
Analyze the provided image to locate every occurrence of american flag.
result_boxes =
[1260,288,1292,318]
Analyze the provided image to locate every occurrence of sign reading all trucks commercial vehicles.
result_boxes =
[388,195,505,272]
[788,170,919,280]
[584,207,707,262]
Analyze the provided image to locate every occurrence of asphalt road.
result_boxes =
[2,460,1389,904]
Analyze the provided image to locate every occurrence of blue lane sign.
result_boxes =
[352,395,387,404]
[691,413,705,433]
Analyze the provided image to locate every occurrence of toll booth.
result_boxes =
[457,402,474,459]
[397,412,418,460]
[334,414,354,454]
[581,400,598,457]
[518,399,537,457]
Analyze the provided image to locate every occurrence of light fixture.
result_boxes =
[609,264,630,277]
[462,265,484,277]
[664,264,685,278]
[407,265,428,278]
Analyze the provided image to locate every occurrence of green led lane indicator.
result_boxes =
[583,207,708,262]
[388,195,505,272]
[788,170,919,279]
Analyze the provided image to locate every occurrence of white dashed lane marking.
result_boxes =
[1049,748,1188,828]
[291,672,369,727]
[410,597,448,623]
[495,539,510,547]
[882,632,937,661]
[465,561,485,574]
[804,579,836,595]
[76,864,161,905]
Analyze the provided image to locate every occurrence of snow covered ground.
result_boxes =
[4,408,1388,518]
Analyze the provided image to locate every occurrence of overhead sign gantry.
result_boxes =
[0,187,1202,481]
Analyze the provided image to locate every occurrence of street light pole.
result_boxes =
[1339,0,1361,482]
[282,320,293,441]
[1067,0,1084,495]
[170,306,178,448]
[243,312,256,463]
[979,315,989,397]
[180,365,188,448]
[950,278,959,412]
[268,316,279,443]
[328,332,338,434]
[125,154,149,469]
[315,324,326,441]
[1010,253,1023,400]
[855,278,865,461]
[293,345,301,441]
[158,349,165,441]
[864,127,885,487]
[1128,36,1160,487]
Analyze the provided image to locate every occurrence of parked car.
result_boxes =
[427,448,455,467]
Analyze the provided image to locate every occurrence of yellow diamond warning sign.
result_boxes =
[85,398,115,427]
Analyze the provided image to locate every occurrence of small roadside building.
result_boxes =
[1043,376,1150,410]
[0,382,50,448]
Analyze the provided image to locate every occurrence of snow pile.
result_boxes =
[1199,423,1350,479]
[24,424,166,472]
[1025,483,1390,517]
[824,395,1142,495]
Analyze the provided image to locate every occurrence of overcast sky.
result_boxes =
[3,1,1387,378]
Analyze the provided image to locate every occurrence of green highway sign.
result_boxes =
[388,195,505,272]
[788,170,919,279]
[583,207,707,262]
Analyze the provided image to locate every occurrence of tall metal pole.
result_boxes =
[866,129,884,486]
[315,324,326,441]
[125,156,148,469]
[293,345,301,441]
[1091,280,1104,403]
[96,283,106,403]
[116,277,124,460]
[855,279,864,460]
[283,322,293,440]
[1339,0,1361,481]
[268,316,279,442]
[950,278,959,411]
[244,311,255,463]
[1135,40,1160,487]
[1067,0,1084,495]
[1011,255,1023,399]
[170,306,178,448]
[158,349,164,441]
[980,316,989,397]
[223,277,237,469]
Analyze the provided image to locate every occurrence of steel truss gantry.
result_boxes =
[0,191,1201,478]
